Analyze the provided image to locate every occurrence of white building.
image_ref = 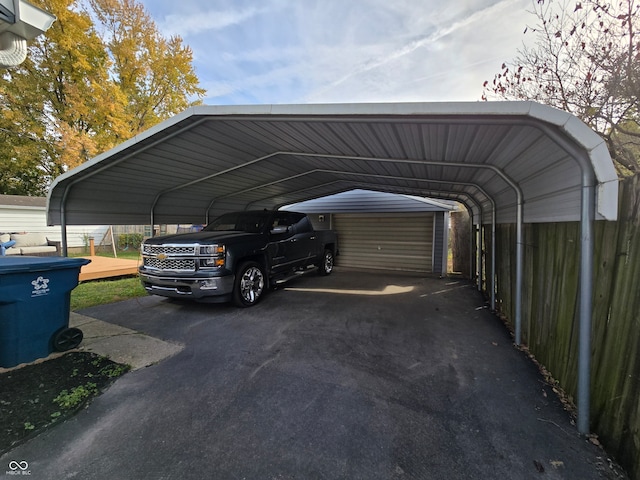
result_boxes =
[0,195,108,249]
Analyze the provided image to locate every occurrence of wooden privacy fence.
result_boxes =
[469,174,640,479]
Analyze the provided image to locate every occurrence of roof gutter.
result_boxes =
[0,0,56,68]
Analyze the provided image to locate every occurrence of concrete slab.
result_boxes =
[70,312,183,371]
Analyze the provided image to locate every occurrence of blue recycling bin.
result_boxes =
[0,256,90,368]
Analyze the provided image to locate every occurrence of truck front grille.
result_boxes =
[144,257,196,271]
[143,245,196,256]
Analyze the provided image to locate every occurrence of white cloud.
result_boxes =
[156,5,268,37]
[139,0,533,105]
[303,0,527,102]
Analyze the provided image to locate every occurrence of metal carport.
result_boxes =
[46,101,619,434]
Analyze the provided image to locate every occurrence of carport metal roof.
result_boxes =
[46,101,619,435]
[47,101,617,227]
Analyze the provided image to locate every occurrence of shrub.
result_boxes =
[117,233,144,250]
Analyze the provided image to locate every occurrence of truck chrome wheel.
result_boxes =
[234,262,265,307]
[319,249,334,276]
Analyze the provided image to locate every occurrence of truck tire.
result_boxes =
[233,261,266,307]
[318,249,334,276]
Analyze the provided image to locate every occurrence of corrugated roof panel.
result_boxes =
[524,188,582,222]
[281,121,344,154]
[239,120,313,152]
[348,122,392,157]
[444,124,479,163]
[46,102,618,227]
[423,124,448,161]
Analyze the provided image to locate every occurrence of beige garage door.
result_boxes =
[333,213,434,273]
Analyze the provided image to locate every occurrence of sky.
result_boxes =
[137,0,534,106]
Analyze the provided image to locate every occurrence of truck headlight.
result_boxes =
[199,244,225,268]
[200,245,224,255]
[200,258,225,268]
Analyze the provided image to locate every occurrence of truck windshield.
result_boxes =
[204,212,270,234]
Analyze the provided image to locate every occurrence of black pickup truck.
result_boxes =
[139,210,338,307]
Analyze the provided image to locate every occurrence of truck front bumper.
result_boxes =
[140,271,235,301]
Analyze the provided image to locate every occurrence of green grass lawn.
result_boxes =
[71,277,146,311]
[70,249,146,311]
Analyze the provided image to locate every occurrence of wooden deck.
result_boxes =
[79,256,140,281]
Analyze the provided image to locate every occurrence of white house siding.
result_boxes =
[0,198,108,248]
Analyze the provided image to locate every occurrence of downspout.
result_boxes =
[0,31,27,67]
[1,0,55,69]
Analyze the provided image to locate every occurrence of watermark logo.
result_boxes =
[6,461,30,476]
[31,276,50,297]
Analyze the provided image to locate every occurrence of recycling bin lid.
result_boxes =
[0,257,91,274]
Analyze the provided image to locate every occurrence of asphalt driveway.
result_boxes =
[1,270,622,479]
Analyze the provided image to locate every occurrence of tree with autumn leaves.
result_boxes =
[0,0,204,196]
[483,0,640,176]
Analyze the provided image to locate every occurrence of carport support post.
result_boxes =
[514,198,523,346]
[577,180,595,435]
[60,212,68,257]
[491,209,496,311]
[59,193,70,257]
[476,224,482,291]
[469,213,474,280]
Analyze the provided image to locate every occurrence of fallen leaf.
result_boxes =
[550,460,565,469]
[533,460,545,473]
